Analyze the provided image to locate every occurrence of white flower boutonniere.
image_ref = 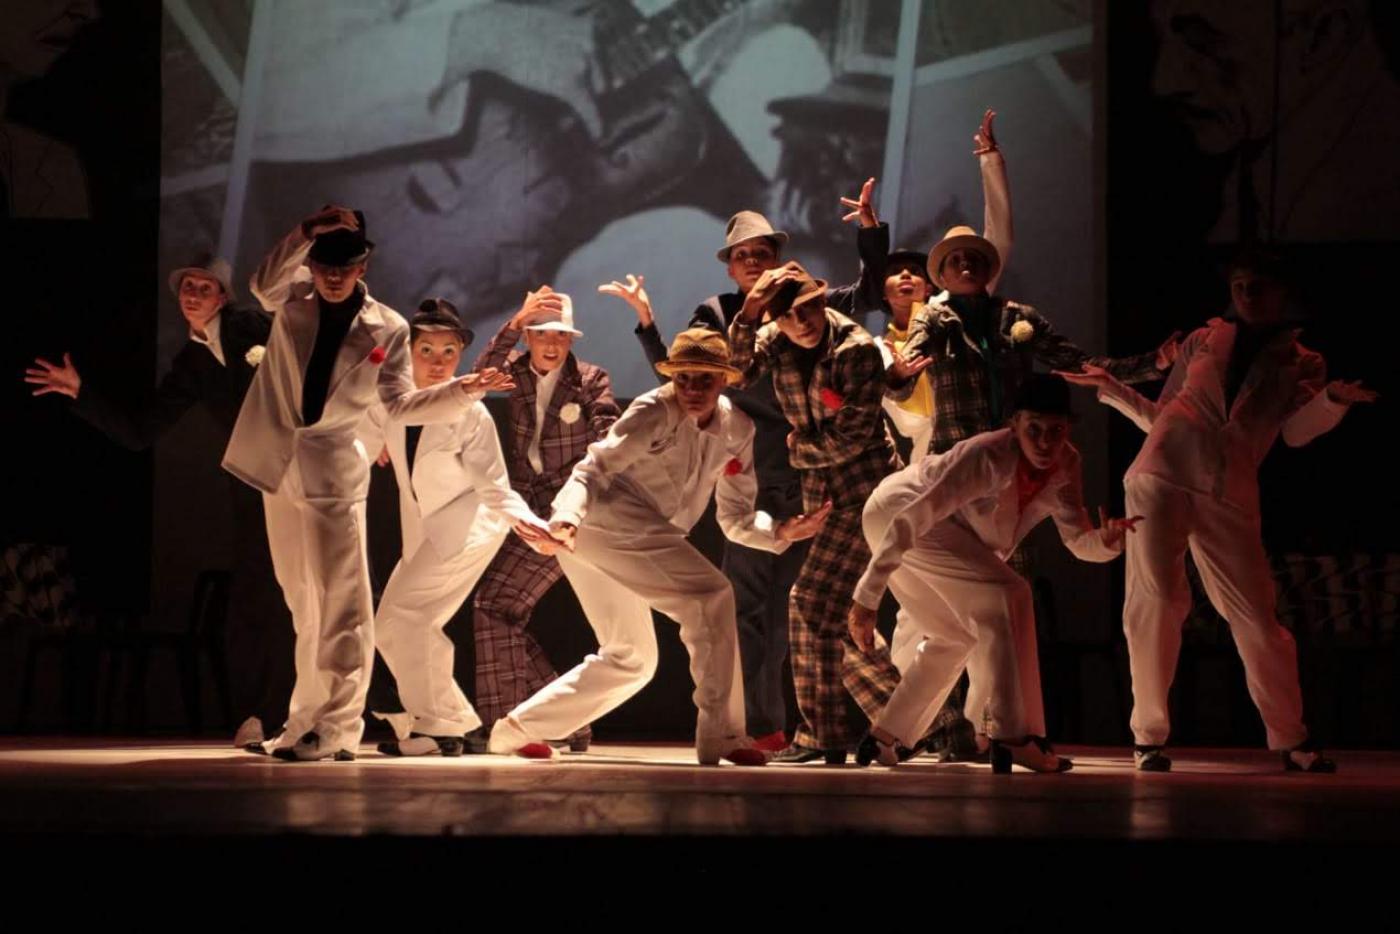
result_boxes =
[559,402,581,425]
[1009,320,1035,344]
[245,345,266,367]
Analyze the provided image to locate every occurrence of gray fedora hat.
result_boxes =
[717,210,788,262]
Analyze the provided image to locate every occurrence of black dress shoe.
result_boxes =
[1283,740,1337,773]
[462,726,491,755]
[990,736,1072,773]
[855,734,900,767]
[772,744,847,765]
[377,734,464,757]
[1134,744,1172,772]
[547,727,592,753]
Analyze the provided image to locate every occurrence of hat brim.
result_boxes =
[761,280,828,322]
[654,359,744,386]
[717,230,789,262]
[525,322,583,338]
[887,250,933,279]
[411,323,474,345]
[168,267,231,299]
[927,235,1001,290]
[307,242,375,267]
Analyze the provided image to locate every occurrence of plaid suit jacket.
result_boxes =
[475,322,620,513]
[729,308,899,510]
[899,296,1162,453]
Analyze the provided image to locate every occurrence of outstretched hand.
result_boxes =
[1325,379,1378,405]
[1053,363,1114,389]
[973,108,999,155]
[839,176,879,228]
[884,340,932,382]
[1097,507,1144,550]
[24,353,82,399]
[459,367,516,395]
[597,274,653,327]
[776,501,834,543]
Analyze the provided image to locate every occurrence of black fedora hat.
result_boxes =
[308,210,374,266]
[411,298,473,346]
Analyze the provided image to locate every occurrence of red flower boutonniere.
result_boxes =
[367,346,387,365]
[819,387,845,411]
[724,458,743,477]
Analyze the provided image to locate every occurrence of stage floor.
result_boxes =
[1,738,1396,843]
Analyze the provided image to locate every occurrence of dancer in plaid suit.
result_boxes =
[470,286,620,750]
[728,262,928,763]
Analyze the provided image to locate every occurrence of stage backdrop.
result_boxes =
[148,0,1107,740]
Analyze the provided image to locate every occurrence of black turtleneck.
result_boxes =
[949,292,995,348]
[302,287,365,425]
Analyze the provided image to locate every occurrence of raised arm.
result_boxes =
[828,176,890,315]
[975,110,1014,294]
[251,206,358,311]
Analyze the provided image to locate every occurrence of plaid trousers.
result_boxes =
[791,505,901,750]
[471,534,571,729]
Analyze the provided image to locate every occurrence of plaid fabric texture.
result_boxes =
[471,534,567,726]
[729,308,904,748]
[901,298,1161,454]
[475,323,620,513]
[729,307,899,483]
[789,505,877,749]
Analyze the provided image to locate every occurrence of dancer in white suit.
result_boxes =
[361,299,552,757]
[1060,250,1376,773]
[487,327,831,765]
[848,375,1139,772]
[223,206,511,761]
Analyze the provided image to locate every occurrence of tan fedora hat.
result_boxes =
[655,327,744,385]
[926,226,1001,290]
[716,210,788,262]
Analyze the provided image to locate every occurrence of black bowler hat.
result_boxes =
[886,248,933,284]
[410,298,473,346]
[1011,373,1075,418]
[308,210,374,266]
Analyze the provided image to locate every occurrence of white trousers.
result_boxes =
[874,522,1043,745]
[489,514,746,763]
[374,502,507,738]
[262,460,374,752]
[1124,474,1306,750]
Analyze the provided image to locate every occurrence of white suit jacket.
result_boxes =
[551,384,787,553]
[854,429,1119,609]
[361,400,543,560]
[1095,317,1349,513]
[222,227,474,499]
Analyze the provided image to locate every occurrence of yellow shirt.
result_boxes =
[887,316,934,418]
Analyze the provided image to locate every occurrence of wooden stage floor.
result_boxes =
[2,737,1395,841]
[4,737,1395,910]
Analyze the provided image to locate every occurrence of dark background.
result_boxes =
[2,0,1394,748]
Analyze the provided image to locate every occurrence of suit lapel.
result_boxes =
[1230,327,1300,418]
[327,295,386,401]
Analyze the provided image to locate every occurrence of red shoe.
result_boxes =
[723,747,769,767]
[751,731,788,753]
[516,742,554,759]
